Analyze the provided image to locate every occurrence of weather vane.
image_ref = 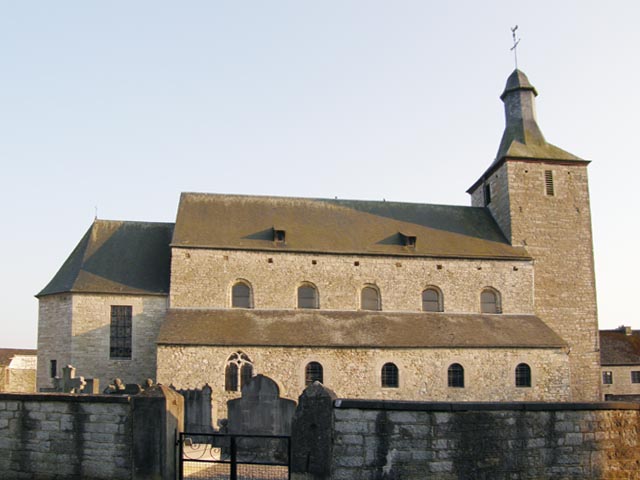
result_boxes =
[510,25,521,69]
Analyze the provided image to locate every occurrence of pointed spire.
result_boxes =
[493,69,581,163]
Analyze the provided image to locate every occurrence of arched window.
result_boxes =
[448,363,464,388]
[232,281,253,308]
[515,363,531,388]
[422,287,443,312]
[361,286,381,311]
[305,361,323,386]
[225,351,253,392]
[298,284,319,309]
[480,288,501,314]
[381,363,399,388]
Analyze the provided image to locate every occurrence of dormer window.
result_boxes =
[400,232,417,248]
[273,228,286,244]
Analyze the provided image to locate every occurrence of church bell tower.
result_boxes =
[468,70,600,401]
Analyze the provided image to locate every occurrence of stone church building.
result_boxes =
[37,69,601,424]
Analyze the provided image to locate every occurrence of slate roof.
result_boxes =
[37,220,174,297]
[600,329,640,366]
[0,349,37,367]
[157,309,566,349]
[468,70,588,193]
[172,193,530,260]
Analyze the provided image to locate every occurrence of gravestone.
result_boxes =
[40,365,91,393]
[227,375,296,463]
[227,374,296,435]
[103,378,143,395]
[173,384,214,434]
[290,382,337,479]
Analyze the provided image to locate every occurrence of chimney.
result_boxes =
[618,325,632,336]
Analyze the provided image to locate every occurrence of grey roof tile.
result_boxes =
[158,309,566,349]
[37,220,174,297]
[172,193,530,260]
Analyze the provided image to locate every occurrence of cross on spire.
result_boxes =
[510,25,521,69]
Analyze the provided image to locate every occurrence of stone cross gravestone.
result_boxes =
[53,365,86,393]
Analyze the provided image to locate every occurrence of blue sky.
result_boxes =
[1,1,639,347]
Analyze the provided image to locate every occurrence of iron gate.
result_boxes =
[178,432,291,480]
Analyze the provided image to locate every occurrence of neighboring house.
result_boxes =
[0,349,37,393]
[600,326,640,401]
[37,69,601,425]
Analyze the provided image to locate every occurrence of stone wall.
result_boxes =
[0,386,183,480]
[601,365,640,397]
[1,367,36,393]
[170,248,534,314]
[37,293,168,390]
[37,294,73,390]
[158,344,570,425]
[471,161,600,401]
[291,388,640,479]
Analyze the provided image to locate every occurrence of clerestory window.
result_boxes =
[480,288,502,314]
[298,283,319,309]
[422,287,443,312]
[361,286,381,311]
[232,281,253,308]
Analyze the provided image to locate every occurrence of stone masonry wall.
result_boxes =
[3,368,36,394]
[38,293,168,391]
[37,295,73,390]
[471,161,600,401]
[158,344,570,426]
[0,387,183,480]
[325,400,640,480]
[506,162,599,402]
[0,393,132,479]
[601,365,640,398]
[170,249,534,314]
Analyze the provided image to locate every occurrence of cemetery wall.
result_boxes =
[291,385,640,479]
[0,386,183,480]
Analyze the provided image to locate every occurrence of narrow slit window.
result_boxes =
[484,183,491,205]
[544,170,554,196]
